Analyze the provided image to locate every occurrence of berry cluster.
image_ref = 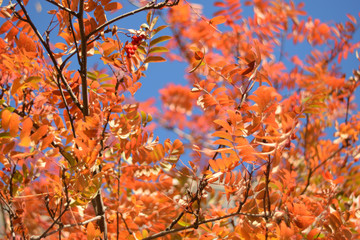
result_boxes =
[2,167,10,172]
[125,34,146,57]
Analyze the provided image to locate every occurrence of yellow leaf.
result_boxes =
[19,136,31,147]
[144,56,166,63]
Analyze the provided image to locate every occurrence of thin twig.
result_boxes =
[300,145,345,195]
[86,0,180,41]
[30,169,71,240]
[44,0,77,16]
[55,75,76,138]
[30,216,102,239]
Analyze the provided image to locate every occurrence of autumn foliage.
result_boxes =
[0,0,360,239]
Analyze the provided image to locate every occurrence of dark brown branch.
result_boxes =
[77,0,90,117]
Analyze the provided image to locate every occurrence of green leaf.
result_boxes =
[146,11,152,25]
[140,111,147,123]
[189,60,205,73]
[87,72,97,81]
[150,16,159,30]
[137,45,146,55]
[178,220,191,227]
[0,132,11,138]
[24,76,41,90]
[147,114,152,123]
[151,25,168,38]
[149,47,169,54]
[144,56,166,63]
[150,36,172,47]
[101,84,115,88]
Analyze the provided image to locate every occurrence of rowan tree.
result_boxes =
[0,0,359,239]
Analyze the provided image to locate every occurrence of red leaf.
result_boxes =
[104,2,122,12]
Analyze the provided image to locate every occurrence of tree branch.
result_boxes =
[77,0,90,117]
[300,145,346,195]
[144,211,267,240]
[15,0,84,113]
[44,0,77,16]
[86,0,179,41]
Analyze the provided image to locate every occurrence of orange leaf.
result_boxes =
[322,171,333,182]
[213,119,232,133]
[19,118,33,147]
[307,228,321,240]
[212,131,233,141]
[280,222,293,238]
[347,14,357,24]
[0,21,12,35]
[294,215,315,229]
[19,136,31,147]
[9,114,20,137]
[209,159,219,172]
[213,139,234,148]
[209,16,226,25]
[318,23,330,35]
[216,158,226,171]
[86,222,101,240]
[41,134,54,150]
[20,117,33,139]
[1,109,12,131]
[31,125,48,142]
